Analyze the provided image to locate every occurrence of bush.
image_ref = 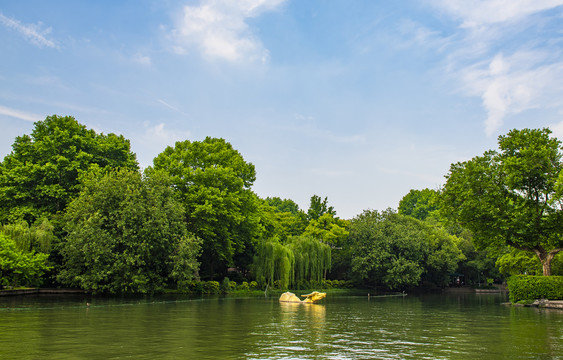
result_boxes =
[204,281,220,294]
[507,275,563,302]
[239,281,250,291]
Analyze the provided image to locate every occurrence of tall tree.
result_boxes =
[149,137,261,278]
[0,115,138,223]
[59,168,200,294]
[307,195,336,221]
[441,128,563,276]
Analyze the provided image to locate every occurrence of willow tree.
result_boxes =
[288,236,331,287]
[254,238,295,290]
[0,219,55,254]
[253,236,331,290]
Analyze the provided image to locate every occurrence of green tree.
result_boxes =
[307,195,335,221]
[253,235,331,290]
[0,234,50,287]
[0,115,138,223]
[347,209,463,290]
[398,188,439,221]
[149,137,261,278]
[1,218,55,254]
[303,213,349,246]
[265,197,302,216]
[441,128,563,276]
[58,168,200,294]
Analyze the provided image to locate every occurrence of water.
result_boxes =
[0,292,561,359]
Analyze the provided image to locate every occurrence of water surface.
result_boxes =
[1,292,561,359]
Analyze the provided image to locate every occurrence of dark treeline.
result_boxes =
[0,115,561,294]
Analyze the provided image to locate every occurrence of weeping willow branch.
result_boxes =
[254,235,331,290]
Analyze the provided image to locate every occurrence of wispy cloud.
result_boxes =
[424,0,563,136]
[0,12,57,48]
[0,105,43,122]
[430,0,563,28]
[170,0,286,62]
[291,113,366,144]
[133,122,192,168]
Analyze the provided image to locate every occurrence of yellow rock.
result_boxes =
[279,291,326,303]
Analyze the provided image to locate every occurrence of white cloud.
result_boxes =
[461,52,563,136]
[0,105,43,122]
[424,1,563,136]
[170,0,286,62]
[132,53,151,66]
[430,0,563,28]
[0,12,57,48]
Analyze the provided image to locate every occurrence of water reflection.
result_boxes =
[1,293,561,360]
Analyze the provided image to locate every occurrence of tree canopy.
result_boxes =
[0,115,138,223]
[441,128,563,275]
[58,168,200,294]
[347,209,463,289]
[398,188,439,221]
[149,137,261,278]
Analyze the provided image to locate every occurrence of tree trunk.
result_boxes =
[534,248,562,276]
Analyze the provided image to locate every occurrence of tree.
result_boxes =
[307,195,335,221]
[149,137,262,278]
[303,213,349,246]
[441,128,563,276]
[58,168,200,294]
[347,209,463,290]
[398,188,439,221]
[0,234,50,287]
[265,197,302,216]
[253,235,331,290]
[0,115,138,223]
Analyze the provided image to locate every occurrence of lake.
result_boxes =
[0,291,561,359]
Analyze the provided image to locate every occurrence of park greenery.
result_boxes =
[0,115,561,299]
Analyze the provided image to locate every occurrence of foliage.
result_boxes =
[307,195,335,221]
[288,235,332,287]
[170,235,203,289]
[496,249,563,276]
[149,137,261,278]
[303,213,349,246]
[257,200,308,242]
[0,115,138,223]
[507,275,563,302]
[441,128,563,276]
[398,188,439,221]
[254,237,295,290]
[58,168,200,294]
[0,234,51,287]
[1,218,55,254]
[347,209,464,290]
[253,235,332,290]
[265,197,302,216]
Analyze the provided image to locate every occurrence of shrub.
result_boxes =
[239,281,249,291]
[249,281,258,290]
[507,275,563,302]
[204,281,220,294]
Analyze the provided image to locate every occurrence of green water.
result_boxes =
[0,292,561,359]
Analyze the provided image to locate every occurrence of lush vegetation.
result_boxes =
[507,275,563,302]
[441,128,563,276]
[0,115,561,299]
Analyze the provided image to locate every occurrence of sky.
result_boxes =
[1,0,563,219]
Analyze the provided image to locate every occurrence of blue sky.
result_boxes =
[1,0,563,219]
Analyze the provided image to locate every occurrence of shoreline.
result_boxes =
[0,288,87,296]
